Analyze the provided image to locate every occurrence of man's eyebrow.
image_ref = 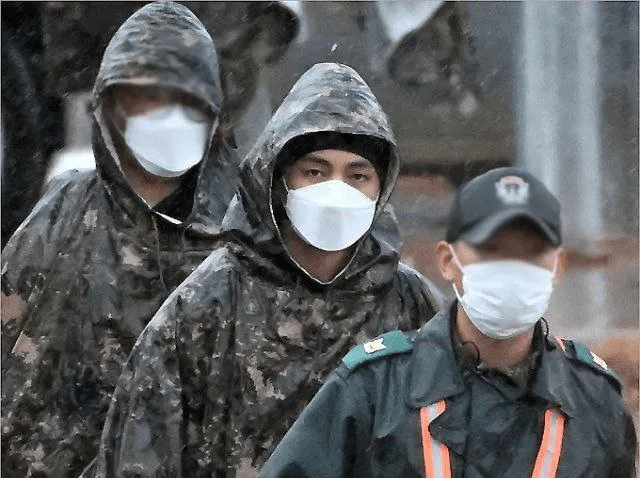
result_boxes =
[298,155,330,167]
[347,159,375,169]
[298,154,375,169]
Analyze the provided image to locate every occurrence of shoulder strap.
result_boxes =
[342,330,413,371]
[555,337,622,392]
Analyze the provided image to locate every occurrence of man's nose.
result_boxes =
[328,173,347,183]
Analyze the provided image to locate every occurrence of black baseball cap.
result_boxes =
[446,167,562,246]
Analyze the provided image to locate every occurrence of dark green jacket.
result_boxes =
[260,304,637,478]
[92,62,446,477]
[1,3,237,477]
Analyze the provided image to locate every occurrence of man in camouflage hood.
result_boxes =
[93,62,446,477]
[1,3,237,476]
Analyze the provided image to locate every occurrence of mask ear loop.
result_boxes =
[112,95,128,122]
[106,95,145,147]
[448,244,465,271]
[448,244,465,301]
[452,283,464,302]
[282,177,291,193]
[105,95,128,137]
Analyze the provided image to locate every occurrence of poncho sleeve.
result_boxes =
[2,171,93,360]
[92,254,237,477]
[91,294,185,477]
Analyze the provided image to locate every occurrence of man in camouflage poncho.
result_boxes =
[93,62,446,477]
[1,3,238,476]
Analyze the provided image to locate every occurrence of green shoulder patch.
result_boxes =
[559,338,622,390]
[342,331,413,371]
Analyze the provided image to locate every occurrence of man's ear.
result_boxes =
[553,248,568,284]
[436,241,457,282]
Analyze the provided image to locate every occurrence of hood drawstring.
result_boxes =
[151,215,168,293]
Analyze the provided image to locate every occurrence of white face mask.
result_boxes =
[450,246,556,339]
[124,104,210,178]
[284,179,377,252]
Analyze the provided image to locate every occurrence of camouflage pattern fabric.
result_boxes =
[1,3,239,477]
[93,62,447,477]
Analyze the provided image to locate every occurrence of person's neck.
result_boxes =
[120,152,182,207]
[281,223,354,282]
[455,305,535,368]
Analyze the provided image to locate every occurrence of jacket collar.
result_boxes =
[529,330,580,417]
[405,301,579,417]
[405,303,466,408]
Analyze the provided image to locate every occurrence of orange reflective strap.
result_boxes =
[532,408,566,478]
[420,403,565,478]
[420,400,452,478]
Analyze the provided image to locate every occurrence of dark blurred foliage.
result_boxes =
[2,2,64,248]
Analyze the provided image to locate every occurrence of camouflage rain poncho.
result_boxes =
[1,3,238,476]
[93,62,446,477]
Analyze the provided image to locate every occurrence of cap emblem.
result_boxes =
[495,176,530,205]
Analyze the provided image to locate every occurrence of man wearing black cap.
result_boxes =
[259,167,638,478]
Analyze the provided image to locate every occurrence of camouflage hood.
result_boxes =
[91,1,235,235]
[222,62,402,291]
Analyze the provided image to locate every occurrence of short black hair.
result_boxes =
[274,131,390,183]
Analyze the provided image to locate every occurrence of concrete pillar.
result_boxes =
[517,2,638,342]
[518,2,603,246]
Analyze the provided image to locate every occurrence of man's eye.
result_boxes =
[305,169,323,177]
[352,173,368,181]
